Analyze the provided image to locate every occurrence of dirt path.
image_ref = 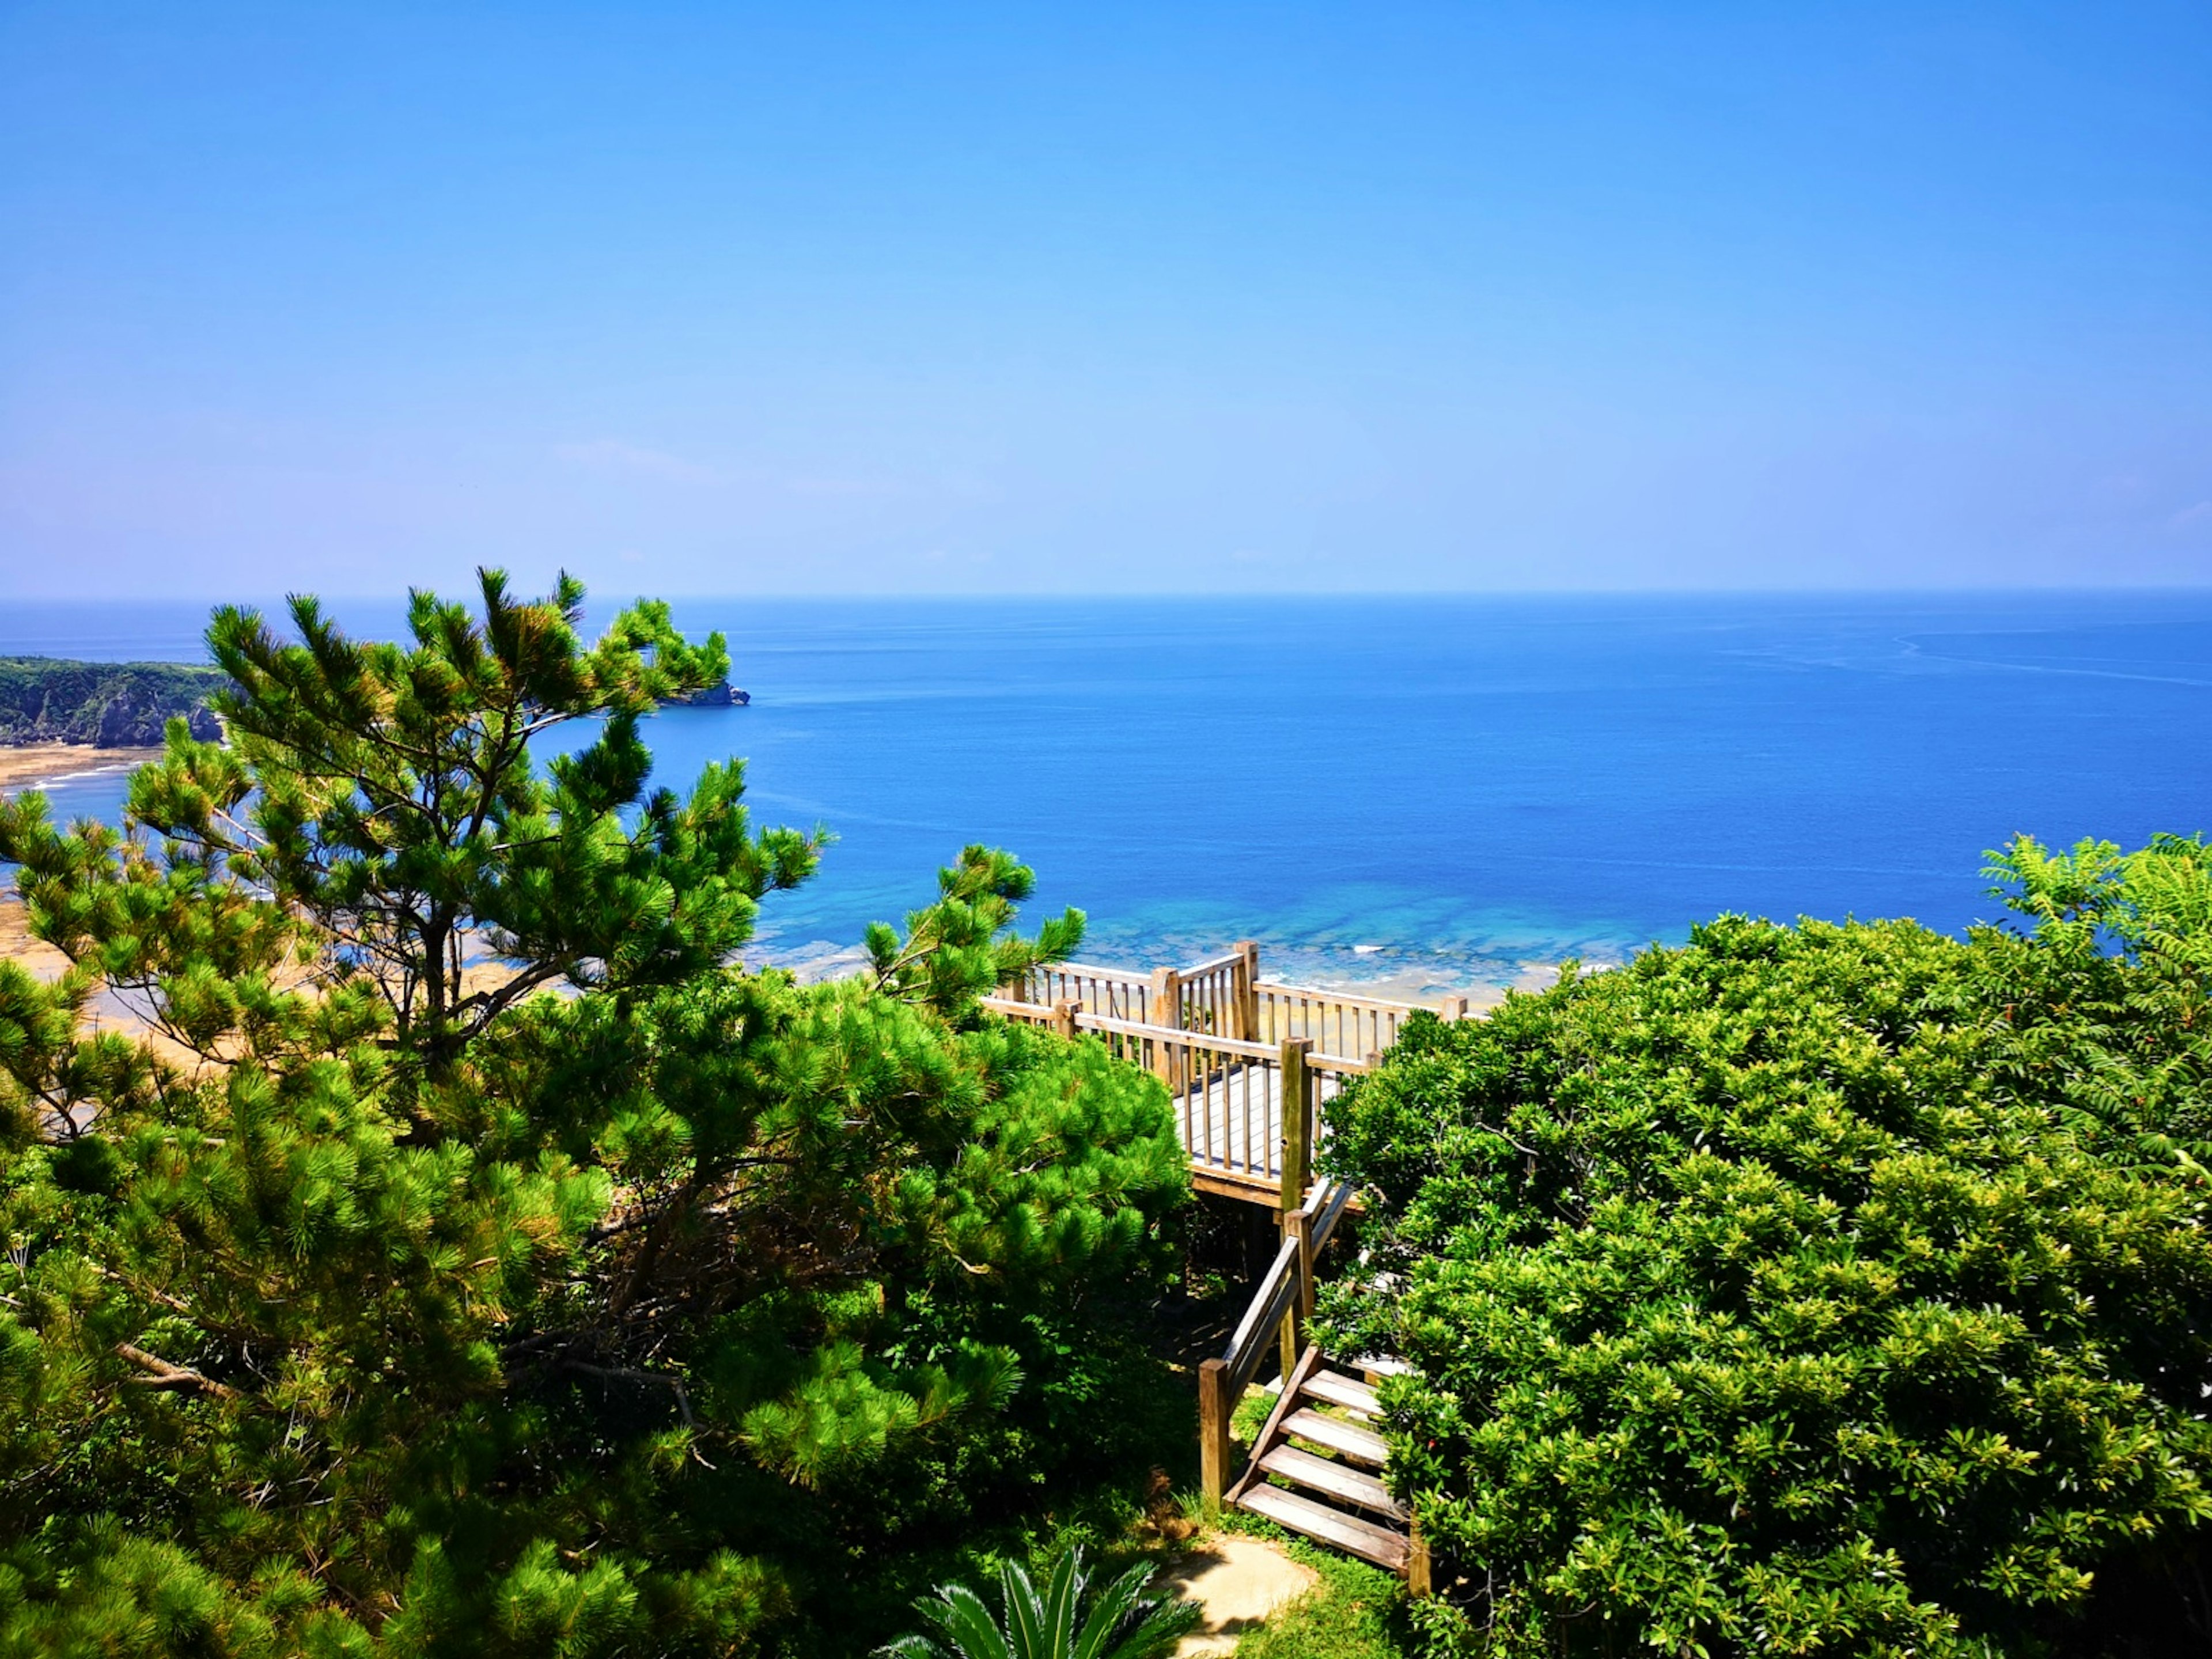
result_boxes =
[1161,1535,1317,1657]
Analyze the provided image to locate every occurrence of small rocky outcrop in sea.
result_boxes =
[663,679,751,707]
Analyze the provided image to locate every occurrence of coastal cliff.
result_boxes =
[0,658,226,748]
[0,658,747,752]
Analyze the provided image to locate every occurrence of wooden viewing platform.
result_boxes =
[988,944,1468,1587]
[983,942,1472,1206]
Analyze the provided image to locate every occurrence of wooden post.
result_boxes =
[1052,999,1079,1040]
[1278,1037,1313,1213]
[1407,1513,1433,1597]
[1232,940,1259,1041]
[1438,994,1469,1022]
[1150,967,1184,1096]
[1198,1358,1232,1512]
[1280,1205,1313,1385]
[1149,965,1183,1030]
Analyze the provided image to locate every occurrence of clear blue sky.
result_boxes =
[2,2,2207,598]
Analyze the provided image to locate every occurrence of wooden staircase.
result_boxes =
[1196,1176,1431,1591]
[1227,1344,1414,1574]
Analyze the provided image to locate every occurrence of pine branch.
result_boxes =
[115,1343,238,1400]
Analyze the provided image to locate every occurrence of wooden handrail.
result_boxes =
[1006,945,1474,1073]
[1033,960,1154,988]
[1253,981,1426,1017]
[987,997,1285,1062]
[982,997,1382,1191]
[1308,1051,1372,1075]
[1221,1234,1301,1395]
[1183,949,1249,977]
[1310,1177,1356,1253]
[1079,1012,1279,1062]
[1202,1175,1360,1508]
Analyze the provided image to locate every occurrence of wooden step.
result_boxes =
[1259,1443,1408,1520]
[1238,1484,1411,1572]
[1354,1354,1414,1379]
[1301,1369,1380,1418]
[1282,1408,1388,1465]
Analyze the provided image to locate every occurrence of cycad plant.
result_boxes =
[879,1546,1198,1659]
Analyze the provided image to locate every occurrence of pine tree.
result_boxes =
[0,574,1187,1658]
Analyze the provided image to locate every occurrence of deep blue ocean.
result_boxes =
[6,593,2208,998]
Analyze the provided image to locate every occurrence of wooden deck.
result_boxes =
[1173,1062,1362,1199]
[987,942,1472,1205]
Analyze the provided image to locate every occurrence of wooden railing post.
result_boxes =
[1279,1204,1313,1385]
[1408,1514,1433,1597]
[1150,967,1185,1094]
[1198,1358,1232,1512]
[1278,1036,1313,1209]
[1052,1000,1079,1040]
[1438,994,1469,1022]
[1232,940,1259,1041]
[1149,965,1182,1031]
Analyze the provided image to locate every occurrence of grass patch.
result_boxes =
[1233,1377,1279,1448]
[1216,1514,1417,1659]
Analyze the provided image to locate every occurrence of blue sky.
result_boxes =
[2,2,2207,598]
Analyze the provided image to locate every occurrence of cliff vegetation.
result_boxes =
[0,656,226,748]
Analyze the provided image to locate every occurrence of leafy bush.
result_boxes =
[1319,838,2212,1657]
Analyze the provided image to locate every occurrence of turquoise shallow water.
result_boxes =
[7,593,2210,996]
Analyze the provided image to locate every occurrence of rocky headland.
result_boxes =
[0,657,226,749]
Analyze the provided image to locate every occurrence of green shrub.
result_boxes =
[1319,838,2212,1657]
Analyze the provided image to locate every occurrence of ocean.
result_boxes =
[6,592,2209,998]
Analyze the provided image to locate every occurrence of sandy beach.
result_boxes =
[0,895,69,980]
[0,741,164,793]
[1,748,162,987]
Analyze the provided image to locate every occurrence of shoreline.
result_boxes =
[0,742,165,792]
[748,937,1556,1008]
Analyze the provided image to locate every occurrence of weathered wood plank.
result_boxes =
[1282,1408,1388,1466]
[1302,1369,1381,1418]
[1258,1443,1407,1520]
[1237,1486,1410,1572]
[1226,1344,1323,1508]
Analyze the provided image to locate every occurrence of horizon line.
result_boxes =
[10,581,2212,607]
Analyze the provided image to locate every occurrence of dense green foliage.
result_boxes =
[880,1545,1197,1659]
[1319,835,2212,1658]
[0,575,1188,1657]
[0,657,226,748]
